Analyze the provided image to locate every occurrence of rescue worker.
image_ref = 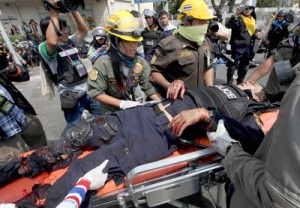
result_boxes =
[87,26,109,64]
[0,43,46,164]
[225,1,259,84]
[265,10,290,58]
[38,2,101,129]
[141,9,163,54]
[87,10,161,114]
[150,0,214,99]
[206,66,300,208]
[247,28,300,102]
[1,81,278,208]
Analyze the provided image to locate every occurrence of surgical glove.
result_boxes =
[207,120,240,156]
[0,204,15,208]
[79,160,109,190]
[119,100,140,110]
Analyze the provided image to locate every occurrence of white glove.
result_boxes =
[207,120,240,156]
[79,160,109,190]
[0,204,16,208]
[119,100,141,110]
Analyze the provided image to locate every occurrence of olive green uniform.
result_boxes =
[150,34,213,94]
[266,38,294,102]
[88,55,157,113]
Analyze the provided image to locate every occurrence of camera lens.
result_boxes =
[64,0,78,11]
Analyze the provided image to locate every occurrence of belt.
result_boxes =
[152,101,173,122]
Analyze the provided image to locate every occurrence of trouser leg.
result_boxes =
[237,65,249,84]
[21,113,47,149]
[226,65,236,84]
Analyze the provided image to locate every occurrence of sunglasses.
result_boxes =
[245,7,254,10]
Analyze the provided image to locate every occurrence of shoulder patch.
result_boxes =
[133,63,143,73]
[88,67,98,81]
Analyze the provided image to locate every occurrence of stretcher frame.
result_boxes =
[88,147,224,208]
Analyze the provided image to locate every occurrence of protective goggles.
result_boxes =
[143,9,156,18]
[110,29,142,38]
[95,36,105,40]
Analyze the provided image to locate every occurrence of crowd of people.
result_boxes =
[0,0,300,207]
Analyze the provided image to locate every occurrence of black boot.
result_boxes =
[227,66,236,84]
[237,65,249,84]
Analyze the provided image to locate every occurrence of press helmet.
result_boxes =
[105,10,143,42]
[92,26,107,39]
[277,10,287,17]
[242,0,256,10]
[177,0,213,20]
[143,9,158,21]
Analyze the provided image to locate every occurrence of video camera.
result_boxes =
[43,0,85,13]
[208,21,219,33]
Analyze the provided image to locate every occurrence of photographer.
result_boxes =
[39,0,101,129]
[206,15,230,79]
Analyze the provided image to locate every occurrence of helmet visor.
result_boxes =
[143,9,156,18]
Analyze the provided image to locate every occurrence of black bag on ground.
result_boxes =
[60,90,80,111]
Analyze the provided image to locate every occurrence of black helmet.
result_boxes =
[143,9,158,21]
[277,10,287,17]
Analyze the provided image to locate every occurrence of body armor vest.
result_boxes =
[42,39,87,86]
[186,84,275,122]
[142,29,162,53]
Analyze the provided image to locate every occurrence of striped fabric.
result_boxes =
[56,179,90,208]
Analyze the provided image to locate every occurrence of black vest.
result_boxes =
[41,39,87,86]
[142,28,162,53]
[0,74,36,115]
[186,84,275,122]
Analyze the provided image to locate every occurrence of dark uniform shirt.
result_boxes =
[150,34,213,95]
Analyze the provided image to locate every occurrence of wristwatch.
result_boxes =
[202,110,217,132]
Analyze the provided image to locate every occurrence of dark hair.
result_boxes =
[158,10,168,18]
[108,35,125,91]
[40,16,67,36]
[254,85,268,102]
[130,10,140,18]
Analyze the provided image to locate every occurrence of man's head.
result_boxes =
[40,17,69,42]
[158,10,170,28]
[237,81,267,102]
[176,0,213,46]
[143,9,158,28]
[177,0,213,26]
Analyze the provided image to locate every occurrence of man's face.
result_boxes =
[145,16,154,27]
[237,81,263,97]
[159,14,169,27]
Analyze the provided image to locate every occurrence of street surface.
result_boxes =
[13,53,268,207]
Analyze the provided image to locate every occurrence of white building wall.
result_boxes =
[0,0,153,37]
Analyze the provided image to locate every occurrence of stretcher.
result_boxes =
[0,110,279,208]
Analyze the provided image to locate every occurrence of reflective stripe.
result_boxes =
[59,48,79,57]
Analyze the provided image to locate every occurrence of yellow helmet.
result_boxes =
[105,10,143,42]
[177,0,213,20]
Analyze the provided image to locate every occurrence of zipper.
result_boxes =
[265,180,300,208]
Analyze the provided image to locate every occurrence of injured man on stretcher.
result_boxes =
[0,82,278,207]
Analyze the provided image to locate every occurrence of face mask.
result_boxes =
[175,24,208,46]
